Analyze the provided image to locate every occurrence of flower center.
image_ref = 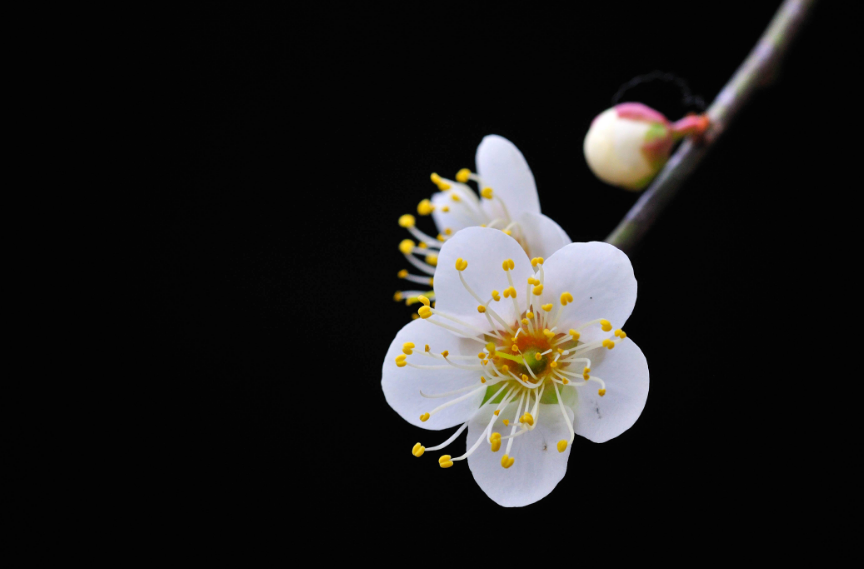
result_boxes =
[393,168,529,309]
[398,255,630,471]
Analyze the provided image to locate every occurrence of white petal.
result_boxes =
[467,401,574,507]
[518,211,571,260]
[430,191,476,235]
[571,338,649,443]
[538,241,637,343]
[382,318,486,430]
[434,226,533,327]
[476,135,541,220]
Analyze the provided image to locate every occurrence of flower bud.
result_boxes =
[583,103,709,191]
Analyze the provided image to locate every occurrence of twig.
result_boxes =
[605,0,817,253]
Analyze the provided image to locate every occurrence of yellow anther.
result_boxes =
[533,284,544,295]
[502,259,515,271]
[501,365,509,373]
[584,367,590,374]
[557,440,568,453]
[418,242,428,249]
[455,168,471,183]
[417,295,430,306]
[541,303,553,312]
[526,312,534,319]
[412,443,426,457]
[503,229,512,235]
[430,172,442,185]
[477,353,485,359]
[439,455,454,468]
[455,258,468,271]
[503,419,509,426]
[531,257,544,267]
[615,329,627,339]
[501,455,515,469]
[534,352,543,361]
[397,269,408,279]
[428,278,434,285]
[521,374,529,382]
[543,329,554,338]
[562,378,569,384]
[509,287,517,298]
[418,306,432,319]
[417,199,434,215]
[600,319,612,332]
[527,277,539,286]
[425,254,438,266]
[394,291,404,302]
[425,344,430,352]
[583,372,590,380]
[441,350,449,358]
[602,339,615,350]
[444,228,453,235]
[560,292,573,305]
[395,354,407,367]
[402,342,415,355]
[420,412,430,422]
[477,305,486,313]
[598,389,607,397]
[511,344,519,352]
[450,193,461,202]
[491,290,500,302]
[439,183,451,191]
[521,318,529,325]
[550,361,558,368]
[523,413,534,426]
[437,233,446,241]
[398,214,416,228]
[441,205,450,213]
[558,348,564,354]
[481,187,493,199]
[490,438,501,452]
[482,360,488,366]
[411,313,419,320]
[480,376,486,383]
[569,329,581,341]
[493,410,500,416]
[399,239,415,254]
[485,342,495,352]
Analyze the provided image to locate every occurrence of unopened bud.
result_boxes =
[584,102,708,191]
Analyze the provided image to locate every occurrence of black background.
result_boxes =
[152,1,838,534]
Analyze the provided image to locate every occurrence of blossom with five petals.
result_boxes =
[395,135,571,308]
[383,227,649,507]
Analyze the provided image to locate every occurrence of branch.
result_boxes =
[605,0,817,253]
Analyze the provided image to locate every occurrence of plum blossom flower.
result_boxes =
[583,102,710,190]
[382,227,649,507]
[394,135,571,308]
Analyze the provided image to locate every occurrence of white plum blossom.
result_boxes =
[395,135,571,308]
[382,227,649,507]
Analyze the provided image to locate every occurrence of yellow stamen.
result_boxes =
[439,455,454,468]
[526,312,534,319]
[417,295,430,306]
[543,329,554,338]
[531,257,544,267]
[615,329,627,338]
[455,258,468,271]
[541,303,553,312]
[501,455,515,469]
[570,329,581,341]
[602,339,615,350]
[455,168,471,183]
[477,305,486,313]
[417,199,434,215]
[491,290,500,302]
[502,259,515,271]
[420,412,430,422]
[398,214,416,228]
[481,187,493,199]
[402,342,415,355]
[397,269,408,278]
[412,443,425,457]
[441,350,449,357]
[394,292,404,302]
[600,319,612,332]
[598,389,606,397]
[451,193,461,202]
[399,239,415,254]
[425,344,430,352]
[425,254,438,266]
[557,440,568,453]
[395,354,407,367]
[418,306,432,319]
[521,413,534,426]
[560,292,573,305]
[533,284,544,295]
